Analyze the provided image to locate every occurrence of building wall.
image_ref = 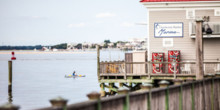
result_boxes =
[133,51,147,74]
[149,9,220,61]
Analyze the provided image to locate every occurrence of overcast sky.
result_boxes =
[0,0,148,46]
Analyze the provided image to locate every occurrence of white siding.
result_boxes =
[149,9,220,61]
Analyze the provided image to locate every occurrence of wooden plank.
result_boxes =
[161,90,166,110]
[101,99,123,110]
[151,90,166,110]
[66,100,97,110]
[203,80,212,110]
[194,82,205,110]
[129,93,147,110]
[214,79,220,110]
[81,105,96,110]
[168,87,180,110]
[182,84,192,110]
[151,92,158,110]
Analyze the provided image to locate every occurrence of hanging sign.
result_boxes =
[154,22,183,38]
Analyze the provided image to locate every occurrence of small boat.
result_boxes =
[65,75,86,78]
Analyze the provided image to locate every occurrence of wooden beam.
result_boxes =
[195,19,204,80]
[97,45,100,80]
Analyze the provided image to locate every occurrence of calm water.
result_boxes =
[0,50,125,110]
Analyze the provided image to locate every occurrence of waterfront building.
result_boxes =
[141,0,220,62]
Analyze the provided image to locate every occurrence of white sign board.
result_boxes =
[154,22,183,38]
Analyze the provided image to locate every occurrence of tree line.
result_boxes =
[0,40,129,50]
[0,43,67,50]
[0,45,43,50]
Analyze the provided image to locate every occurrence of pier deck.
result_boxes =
[99,61,220,82]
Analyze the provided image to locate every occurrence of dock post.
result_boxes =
[158,80,169,88]
[195,18,204,80]
[8,60,12,102]
[140,83,153,91]
[87,91,101,110]
[0,103,19,110]
[173,79,183,85]
[49,96,68,110]
[87,91,101,100]
[100,83,105,97]
[97,45,100,80]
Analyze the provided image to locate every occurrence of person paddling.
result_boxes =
[72,71,76,76]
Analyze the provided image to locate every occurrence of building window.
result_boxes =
[190,22,220,38]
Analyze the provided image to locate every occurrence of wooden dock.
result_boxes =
[99,61,220,81]
[98,60,220,95]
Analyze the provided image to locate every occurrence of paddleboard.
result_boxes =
[65,75,86,78]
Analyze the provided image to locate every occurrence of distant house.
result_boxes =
[128,38,147,50]
[67,43,77,50]
[141,0,220,61]
[116,42,125,49]
[108,43,114,48]
[42,47,49,51]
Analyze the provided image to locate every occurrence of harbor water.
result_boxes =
[0,50,125,110]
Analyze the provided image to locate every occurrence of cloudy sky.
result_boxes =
[0,0,148,46]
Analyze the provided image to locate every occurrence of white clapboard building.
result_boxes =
[141,0,220,62]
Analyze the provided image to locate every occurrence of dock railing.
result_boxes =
[99,61,220,80]
[35,77,220,110]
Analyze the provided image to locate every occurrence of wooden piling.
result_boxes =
[0,103,19,110]
[100,83,105,97]
[173,79,183,85]
[97,45,100,80]
[8,61,12,94]
[195,19,204,80]
[87,91,101,110]
[158,80,169,88]
[140,83,152,91]
[49,96,68,110]
[87,91,101,100]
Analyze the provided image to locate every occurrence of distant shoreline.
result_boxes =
[0,50,96,54]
